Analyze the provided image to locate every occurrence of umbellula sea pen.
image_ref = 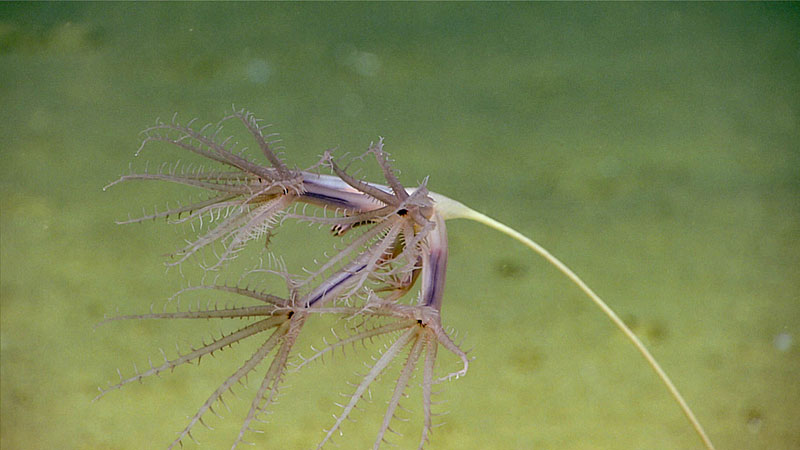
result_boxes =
[98,108,715,450]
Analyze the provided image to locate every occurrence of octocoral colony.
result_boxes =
[99,108,715,449]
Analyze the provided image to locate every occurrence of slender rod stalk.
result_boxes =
[431,193,715,450]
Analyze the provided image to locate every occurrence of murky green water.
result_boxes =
[2,3,798,449]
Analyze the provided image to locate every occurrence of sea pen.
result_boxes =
[99,108,715,449]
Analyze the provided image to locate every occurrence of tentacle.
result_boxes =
[368,139,408,201]
[96,304,279,325]
[168,319,292,449]
[418,333,438,450]
[106,172,255,194]
[140,119,276,181]
[95,316,286,402]
[374,331,424,449]
[179,284,290,307]
[233,313,307,448]
[325,152,397,206]
[433,326,469,382]
[232,108,292,177]
[113,194,237,225]
[204,195,292,271]
[293,319,416,372]
[317,328,417,449]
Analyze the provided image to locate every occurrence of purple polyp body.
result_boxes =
[103,109,469,450]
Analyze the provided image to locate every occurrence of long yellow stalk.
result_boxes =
[431,192,715,450]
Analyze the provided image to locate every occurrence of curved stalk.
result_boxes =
[430,192,715,450]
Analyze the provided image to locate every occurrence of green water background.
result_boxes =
[1,3,798,449]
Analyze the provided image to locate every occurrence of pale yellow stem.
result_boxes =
[430,192,715,450]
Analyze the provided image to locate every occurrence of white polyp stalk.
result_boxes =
[430,192,715,450]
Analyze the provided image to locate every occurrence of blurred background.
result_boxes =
[1,3,797,449]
